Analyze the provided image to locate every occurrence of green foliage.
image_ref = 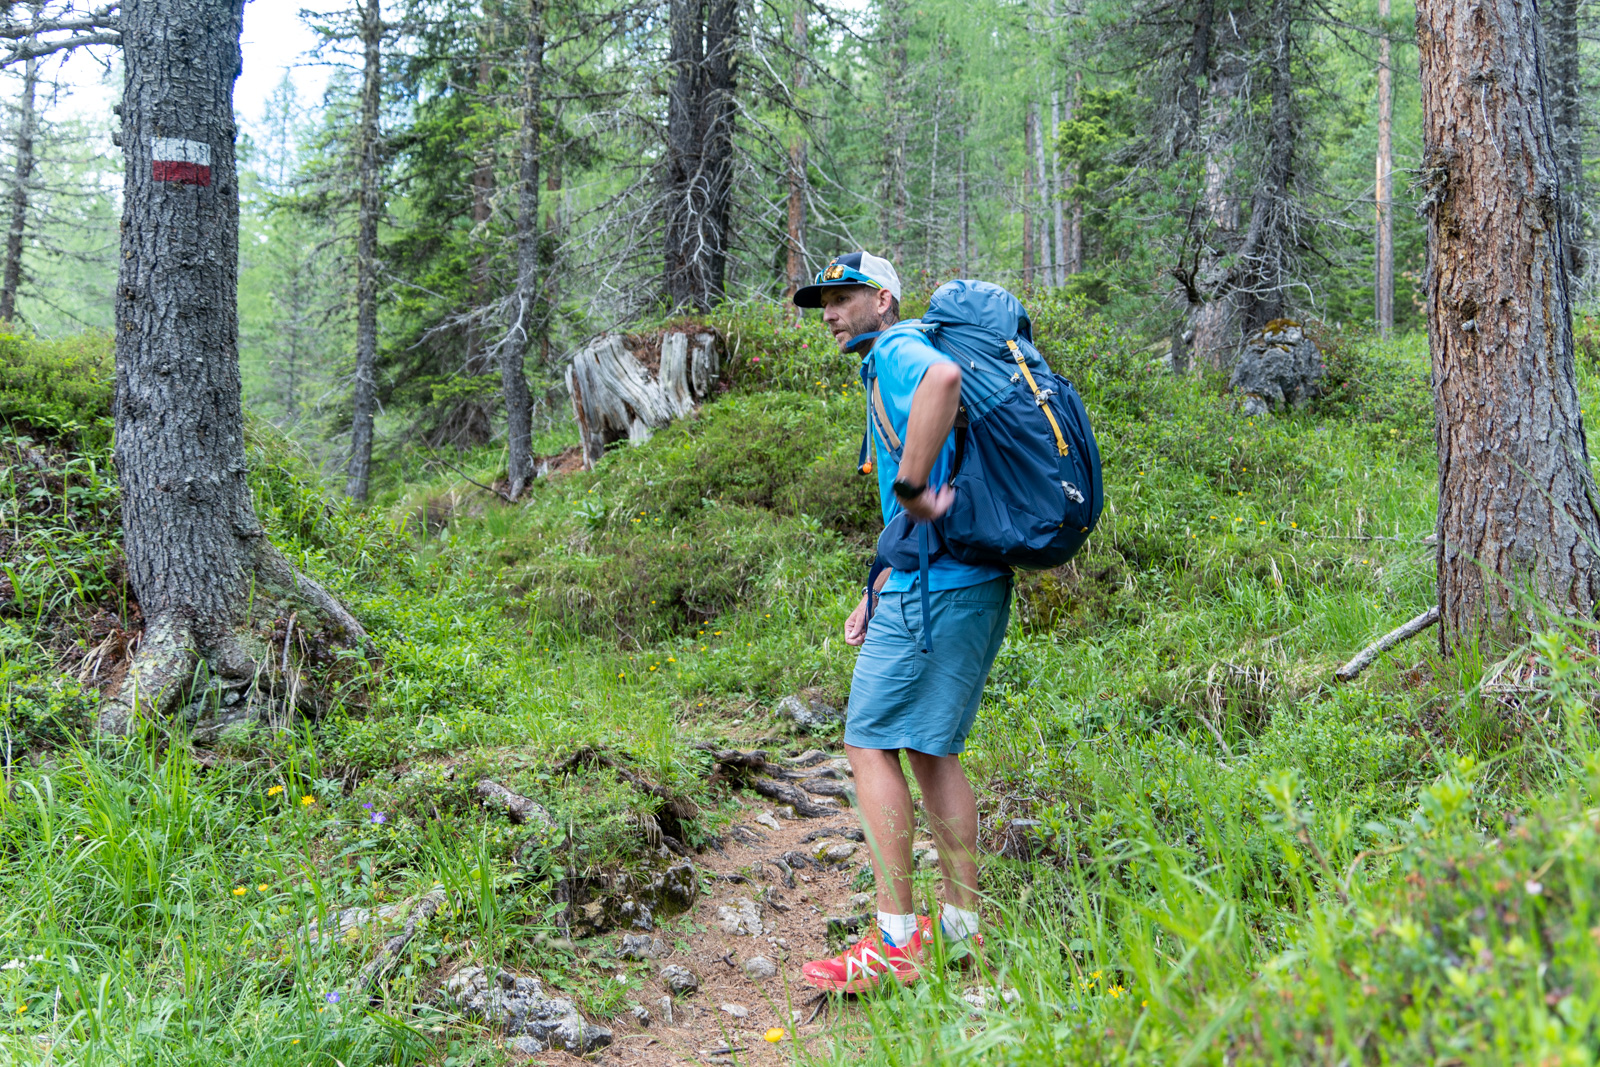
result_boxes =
[0,329,113,446]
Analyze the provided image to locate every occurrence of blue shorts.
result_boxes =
[844,575,1012,756]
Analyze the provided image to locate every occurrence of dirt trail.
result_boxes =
[531,749,932,1065]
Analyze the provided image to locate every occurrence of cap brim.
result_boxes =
[792,281,868,308]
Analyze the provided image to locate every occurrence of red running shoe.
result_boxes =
[800,927,923,993]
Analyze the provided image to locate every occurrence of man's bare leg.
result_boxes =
[905,751,980,911]
[845,744,917,914]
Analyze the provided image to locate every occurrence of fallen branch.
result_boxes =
[1335,606,1440,683]
[424,448,514,504]
[475,779,555,830]
[354,886,447,993]
[553,746,699,819]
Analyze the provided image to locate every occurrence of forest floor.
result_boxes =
[6,305,1600,1065]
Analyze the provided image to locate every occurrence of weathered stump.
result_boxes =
[566,330,720,468]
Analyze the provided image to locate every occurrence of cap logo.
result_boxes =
[823,264,845,280]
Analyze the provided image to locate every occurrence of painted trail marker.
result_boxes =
[151,138,211,186]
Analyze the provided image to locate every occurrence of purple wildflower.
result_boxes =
[362,802,373,810]
[326,991,340,1004]
[371,812,387,825]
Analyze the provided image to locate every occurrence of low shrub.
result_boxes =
[0,328,113,446]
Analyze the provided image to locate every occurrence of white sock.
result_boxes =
[878,911,917,948]
[941,905,981,940]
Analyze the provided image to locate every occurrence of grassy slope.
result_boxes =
[1,305,1599,1064]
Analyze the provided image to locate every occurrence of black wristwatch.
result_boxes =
[892,478,927,500]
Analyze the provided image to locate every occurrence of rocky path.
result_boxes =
[523,748,945,1066]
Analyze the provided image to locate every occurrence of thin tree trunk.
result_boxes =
[783,0,807,304]
[1416,0,1600,649]
[1022,108,1035,288]
[663,0,737,311]
[957,140,969,276]
[344,0,383,501]
[1,48,37,322]
[541,136,560,364]
[1032,99,1052,287]
[465,46,494,377]
[107,0,364,734]
[1544,0,1584,278]
[1175,0,1213,156]
[1234,0,1296,333]
[1051,89,1065,285]
[1068,72,1082,274]
[881,0,908,266]
[501,0,543,500]
[1186,13,1245,370]
[1375,0,1393,338]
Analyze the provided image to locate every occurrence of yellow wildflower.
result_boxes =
[267,785,283,796]
[232,886,247,897]
[300,795,315,806]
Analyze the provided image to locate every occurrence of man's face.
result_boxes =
[820,285,891,350]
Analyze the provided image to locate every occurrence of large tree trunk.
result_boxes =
[465,47,495,378]
[782,0,806,305]
[1184,8,1246,371]
[344,0,383,501]
[1543,0,1584,280]
[107,0,365,735]
[1032,99,1052,287]
[500,0,542,500]
[1375,0,1393,338]
[1174,0,1213,157]
[1417,0,1600,649]
[1233,0,1296,334]
[663,0,737,312]
[1,45,37,322]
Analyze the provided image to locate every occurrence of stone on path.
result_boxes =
[721,1003,750,1019]
[815,842,857,865]
[616,933,670,960]
[742,955,777,981]
[716,897,764,936]
[438,966,611,1054]
[755,812,782,831]
[775,694,843,732]
[660,964,699,995]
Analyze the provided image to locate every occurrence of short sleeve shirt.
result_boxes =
[866,326,1011,593]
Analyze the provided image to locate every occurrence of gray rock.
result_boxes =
[825,913,867,939]
[1228,320,1324,416]
[741,955,777,981]
[773,804,798,820]
[616,933,670,961]
[847,892,872,911]
[617,896,654,931]
[915,846,940,871]
[716,897,764,936]
[438,966,611,1054]
[755,812,782,831]
[660,964,699,996]
[629,1002,652,1027]
[721,1003,749,1019]
[815,842,857,865]
[657,995,675,1024]
[775,694,843,732]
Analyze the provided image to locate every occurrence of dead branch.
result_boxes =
[475,779,554,828]
[1335,605,1440,682]
[353,886,447,993]
[553,746,699,819]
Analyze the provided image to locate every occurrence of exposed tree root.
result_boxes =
[703,746,845,818]
[97,543,368,737]
[1335,605,1440,683]
[354,886,448,994]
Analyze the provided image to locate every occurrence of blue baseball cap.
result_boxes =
[792,251,903,308]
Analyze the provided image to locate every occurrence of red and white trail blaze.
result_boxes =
[151,137,211,186]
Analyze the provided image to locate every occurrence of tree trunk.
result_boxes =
[1185,12,1245,370]
[344,0,382,501]
[957,139,969,276]
[1,46,37,322]
[879,0,908,266]
[1175,0,1213,156]
[1543,0,1584,279]
[1051,89,1065,285]
[1022,108,1035,288]
[1067,72,1082,274]
[500,0,542,500]
[541,124,560,364]
[1233,0,1296,334]
[1032,99,1053,287]
[107,0,365,735]
[1375,0,1393,338]
[783,0,806,305]
[1416,0,1600,649]
[663,0,737,312]
[465,46,494,377]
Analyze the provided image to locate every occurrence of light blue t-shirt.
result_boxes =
[866,326,1010,593]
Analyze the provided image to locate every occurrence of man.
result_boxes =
[792,252,1012,992]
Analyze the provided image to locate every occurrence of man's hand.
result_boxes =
[845,590,872,646]
[898,485,956,522]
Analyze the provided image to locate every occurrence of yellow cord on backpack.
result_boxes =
[1007,339,1070,457]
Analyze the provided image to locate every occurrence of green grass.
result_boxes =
[1,312,1598,1063]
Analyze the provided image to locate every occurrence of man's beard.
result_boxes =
[838,304,886,344]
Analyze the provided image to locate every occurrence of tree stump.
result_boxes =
[567,330,720,468]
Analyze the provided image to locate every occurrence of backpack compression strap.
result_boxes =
[1006,339,1071,457]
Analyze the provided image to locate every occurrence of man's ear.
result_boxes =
[876,287,895,317]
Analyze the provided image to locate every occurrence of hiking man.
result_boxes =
[792,252,1012,992]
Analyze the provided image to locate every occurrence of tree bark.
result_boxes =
[879,0,908,266]
[957,139,969,276]
[663,0,737,312]
[1051,89,1065,285]
[1543,0,1584,279]
[1,45,37,322]
[1032,99,1053,287]
[1233,0,1296,334]
[1067,72,1082,274]
[344,0,382,501]
[1185,10,1246,370]
[1375,0,1393,338]
[1175,0,1213,157]
[108,0,365,734]
[465,46,494,378]
[500,0,542,500]
[1416,0,1600,649]
[1022,108,1035,288]
[783,0,806,305]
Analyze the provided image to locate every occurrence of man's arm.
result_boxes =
[895,361,961,521]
